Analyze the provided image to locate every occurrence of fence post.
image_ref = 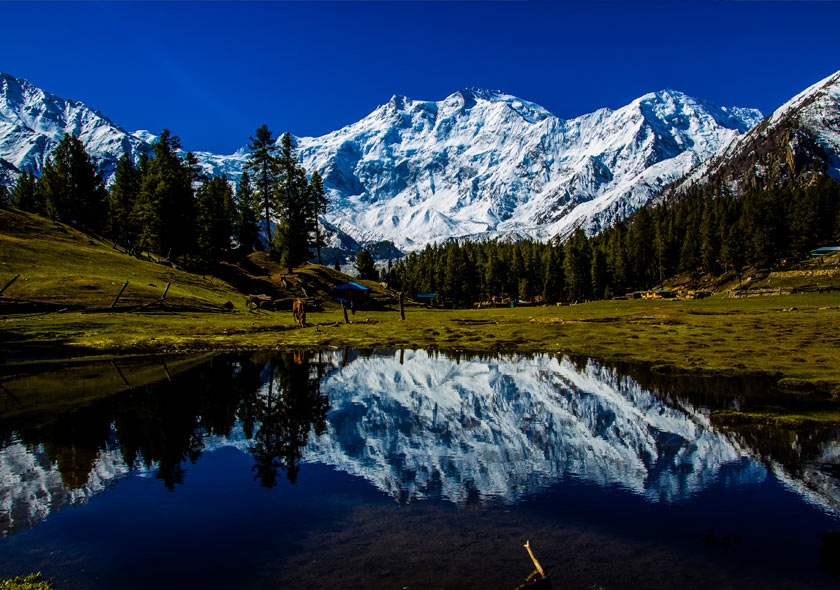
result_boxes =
[0,274,20,295]
[111,281,129,308]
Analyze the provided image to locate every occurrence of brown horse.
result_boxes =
[292,298,306,327]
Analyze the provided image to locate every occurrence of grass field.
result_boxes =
[3,205,840,422]
[3,293,839,386]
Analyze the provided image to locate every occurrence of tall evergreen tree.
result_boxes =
[563,228,592,302]
[591,244,608,299]
[234,171,261,255]
[244,125,279,246]
[307,171,328,265]
[699,202,719,274]
[541,244,564,303]
[131,130,195,258]
[9,171,40,213]
[274,133,311,273]
[355,249,376,280]
[107,154,141,245]
[195,174,236,264]
[38,133,107,231]
[605,226,627,296]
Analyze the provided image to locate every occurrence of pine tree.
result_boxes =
[9,171,40,213]
[244,125,279,246]
[355,249,376,280]
[591,244,608,299]
[789,186,818,259]
[541,244,564,303]
[38,134,107,231]
[234,171,261,255]
[107,154,141,245]
[274,133,311,273]
[131,130,195,258]
[605,226,627,296]
[195,174,236,264]
[307,171,328,265]
[442,243,469,307]
[699,202,719,274]
[679,213,701,285]
[563,228,592,302]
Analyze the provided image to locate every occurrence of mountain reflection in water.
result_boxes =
[1,349,839,539]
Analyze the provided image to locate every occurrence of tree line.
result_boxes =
[3,129,838,303]
[382,176,840,307]
[4,352,329,493]
[2,127,327,272]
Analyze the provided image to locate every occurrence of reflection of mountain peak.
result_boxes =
[305,351,766,505]
[0,440,130,537]
[4,350,840,538]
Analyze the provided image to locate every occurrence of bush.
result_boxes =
[0,573,54,590]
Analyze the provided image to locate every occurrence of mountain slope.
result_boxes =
[0,73,148,182]
[0,72,763,249]
[293,88,761,249]
[664,69,840,199]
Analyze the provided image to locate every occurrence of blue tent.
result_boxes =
[331,282,371,306]
[332,282,371,292]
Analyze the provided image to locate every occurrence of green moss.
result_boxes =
[711,409,840,428]
[0,573,53,590]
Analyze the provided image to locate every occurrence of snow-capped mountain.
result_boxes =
[0,438,131,537]
[5,351,840,536]
[0,71,762,249]
[306,351,765,504]
[294,88,761,249]
[0,73,147,183]
[664,69,840,198]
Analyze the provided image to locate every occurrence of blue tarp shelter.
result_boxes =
[331,282,371,306]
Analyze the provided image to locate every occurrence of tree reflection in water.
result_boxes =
[1,352,330,498]
[247,351,329,487]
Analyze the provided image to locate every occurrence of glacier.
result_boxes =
[0,72,763,249]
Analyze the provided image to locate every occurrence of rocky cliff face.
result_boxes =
[663,69,840,200]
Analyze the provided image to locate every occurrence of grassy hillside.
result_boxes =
[3,205,840,421]
[0,206,397,312]
[0,207,244,310]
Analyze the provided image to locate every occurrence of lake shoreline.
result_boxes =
[4,294,840,426]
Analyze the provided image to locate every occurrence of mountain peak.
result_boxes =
[0,71,774,251]
[665,69,840,197]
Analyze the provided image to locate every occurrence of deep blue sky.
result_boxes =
[2,1,838,154]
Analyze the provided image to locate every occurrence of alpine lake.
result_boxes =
[1,349,839,590]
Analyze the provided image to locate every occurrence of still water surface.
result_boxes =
[1,350,839,589]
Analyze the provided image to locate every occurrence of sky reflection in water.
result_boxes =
[1,350,839,589]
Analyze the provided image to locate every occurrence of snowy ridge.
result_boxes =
[669,69,840,195]
[0,72,761,248]
[304,351,765,504]
[292,88,761,248]
[0,73,147,182]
